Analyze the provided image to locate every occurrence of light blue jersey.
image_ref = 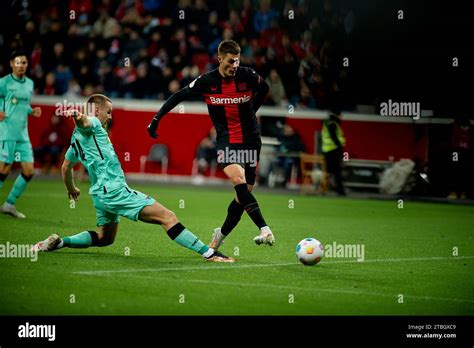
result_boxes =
[0,74,34,141]
[65,117,127,195]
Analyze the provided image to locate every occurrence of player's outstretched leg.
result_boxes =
[211,199,244,250]
[2,162,34,219]
[0,173,7,189]
[32,224,119,252]
[234,183,275,246]
[223,164,275,246]
[139,202,235,262]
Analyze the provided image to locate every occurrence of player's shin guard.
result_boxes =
[166,222,211,256]
[61,231,99,248]
[234,183,267,229]
[6,173,32,205]
[221,199,245,236]
[0,173,7,189]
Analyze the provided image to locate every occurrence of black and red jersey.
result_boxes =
[154,67,269,144]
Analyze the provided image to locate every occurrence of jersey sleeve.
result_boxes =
[154,76,205,120]
[27,79,34,114]
[185,74,206,97]
[246,68,265,91]
[0,78,5,112]
[65,145,79,163]
[76,116,102,136]
[245,68,269,112]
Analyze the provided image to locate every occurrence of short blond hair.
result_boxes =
[86,94,112,107]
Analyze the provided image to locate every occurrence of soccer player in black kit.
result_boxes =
[147,40,275,254]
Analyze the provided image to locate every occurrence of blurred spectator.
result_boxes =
[34,115,69,174]
[204,11,222,55]
[265,69,286,106]
[92,8,119,39]
[1,0,357,113]
[115,65,137,98]
[268,124,305,187]
[133,62,154,99]
[224,10,245,41]
[63,78,82,99]
[254,0,278,34]
[165,79,181,99]
[196,127,217,176]
[44,72,57,95]
[54,64,73,95]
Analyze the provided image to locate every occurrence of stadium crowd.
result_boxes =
[0,0,356,111]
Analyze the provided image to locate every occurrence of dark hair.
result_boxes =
[86,94,112,107]
[10,50,27,61]
[218,40,241,56]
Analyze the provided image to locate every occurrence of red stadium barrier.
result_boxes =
[29,98,430,176]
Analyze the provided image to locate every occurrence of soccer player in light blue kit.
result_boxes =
[32,94,234,262]
[0,51,42,218]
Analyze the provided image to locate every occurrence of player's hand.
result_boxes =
[0,111,6,121]
[31,107,42,118]
[68,187,81,201]
[63,109,84,119]
[147,118,159,138]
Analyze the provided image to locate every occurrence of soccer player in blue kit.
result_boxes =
[32,94,234,262]
[0,51,42,218]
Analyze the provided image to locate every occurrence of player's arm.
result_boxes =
[61,151,80,201]
[148,76,204,138]
[0,78,6,121]
[64,110,91,129]
[250,70,270,113]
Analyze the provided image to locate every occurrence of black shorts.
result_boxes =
[216,141,261,185]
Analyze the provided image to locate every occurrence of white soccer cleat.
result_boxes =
[31,234,61,252]
[209,227,226,250]
[254,227,275,246]
[1,203,26,219]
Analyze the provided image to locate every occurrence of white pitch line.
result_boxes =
[73,262,296,275]
[72,255,474,275]
[98,274,474,305]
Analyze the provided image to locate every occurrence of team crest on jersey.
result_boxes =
[11,97,18,105]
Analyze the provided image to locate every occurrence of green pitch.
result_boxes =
[1,180,473,315]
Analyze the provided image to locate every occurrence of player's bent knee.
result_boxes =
[231,175,246,186]
[95,233,116,247]
[163,209,178,226]
[22,172,34,181]
[97,238,114,247]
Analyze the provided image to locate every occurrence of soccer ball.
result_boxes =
[296,238,324,265]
